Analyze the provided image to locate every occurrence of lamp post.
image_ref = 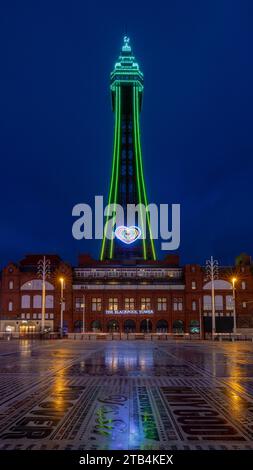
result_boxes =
[198,298,202,339]
[59,277,65,338]
[82,294,85,334]
[37,257,51,335]
[206,256,219,340]
[232,277,237,334]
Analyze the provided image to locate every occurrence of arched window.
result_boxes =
[172,320,184,333]
[203,280,232,290]
[156,319,168,332]
[140,319,152,333]
[21,295,30,309]
[107,320,119,332]
[203,295,212,310]
[91,320,102,332]
[46,295,54,308]
[33,295,42,308]
[124,319,136,333]
[21,280,54,290]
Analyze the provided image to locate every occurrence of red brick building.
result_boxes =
[1,253,253,336]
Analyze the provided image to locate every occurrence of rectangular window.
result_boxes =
[8,301,13,312]
[75,297,83,311]
[108,298,118,310]
[192,301,197,311]
[125,298,135,309]
[50,313,54,319]
[226,295,233,311]
[21,295,30,309]
[26,313,30,319]
[173,297,183,311]
[157,297,167,311]
[92,298,102,311]
[33,313,37,319]
[241,281,246,290]
[141,298,151,310]
[191,281,196,290]
[21,313,25,319]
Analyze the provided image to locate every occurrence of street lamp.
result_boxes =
[37,256,51,335]
[81,294,86,334]
[59,277,65,338]
[206,256,219,340]
[231,277,237,334]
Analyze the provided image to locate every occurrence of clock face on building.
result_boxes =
[115,226,141,245]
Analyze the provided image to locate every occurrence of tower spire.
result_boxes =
[122,35,131,52]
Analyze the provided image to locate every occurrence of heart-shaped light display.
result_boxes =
[115,226,141,244]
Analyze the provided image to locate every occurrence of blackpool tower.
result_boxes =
[100,37,156,261]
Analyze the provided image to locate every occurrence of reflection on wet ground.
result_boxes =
[0,340,253,450]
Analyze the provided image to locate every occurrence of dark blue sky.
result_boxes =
[0,0,252,267]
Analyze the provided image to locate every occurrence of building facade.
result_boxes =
[1,253,253,335]
[1,41,252,336]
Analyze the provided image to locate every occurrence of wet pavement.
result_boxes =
[0,339,253,450]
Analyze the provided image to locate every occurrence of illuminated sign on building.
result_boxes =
[105,309,153,315]
[115,226,141,245]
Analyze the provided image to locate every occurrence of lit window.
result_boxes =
[26,313,30,319]
[157,297,167,311]
[92,298,102,311]
[8,301,13,312]
[108,298,118,310]
[33,295,42,308]
[226,295,233,310]
[173,298,183,311]
[75,297,83,311]
[33,313,37,319]
[21,295,30,309]
[243,302,247,308]
[125,298,135,309]
[241,281,246,290]
[9,280,14,289]
[21,313,25,319]
[192,301,197,311]
[141,298,151,310]
[203,295,211,310]
[46,295,54,308]
[50,313,54,319]
[191,281,196,290]
[215,295,223,310]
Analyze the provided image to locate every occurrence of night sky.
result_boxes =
[0,0,252,268]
